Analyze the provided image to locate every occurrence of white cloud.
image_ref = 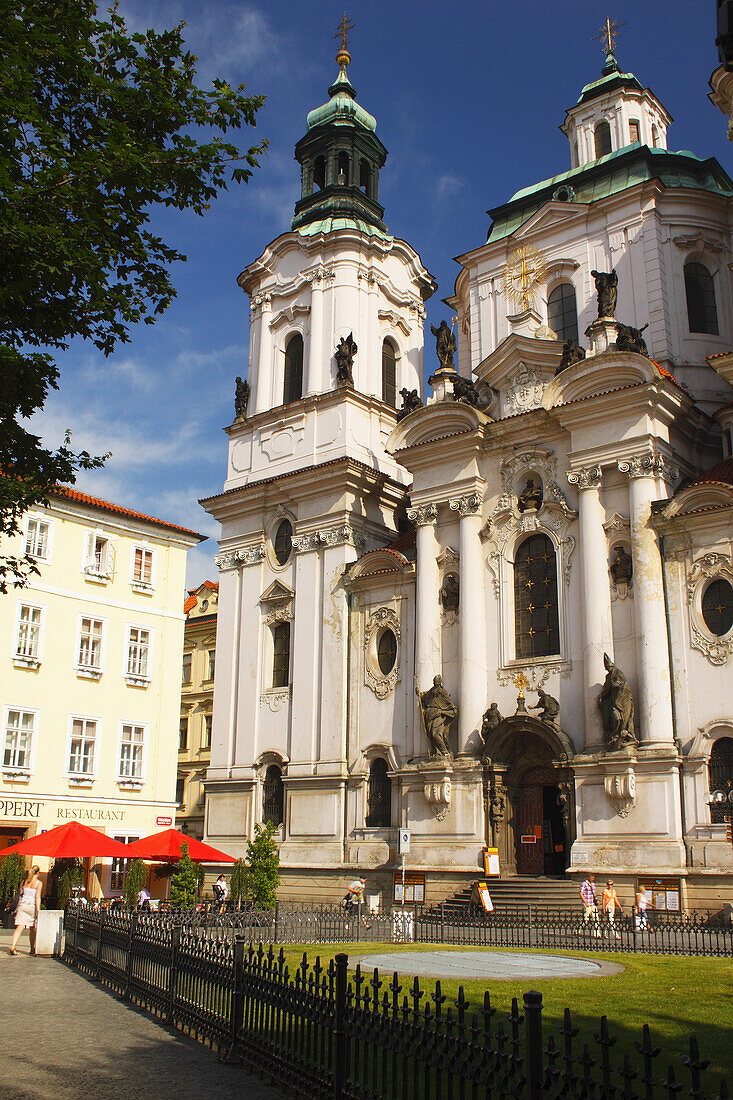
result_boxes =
[435,174,465,204]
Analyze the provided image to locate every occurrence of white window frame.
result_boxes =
[82,528,114,583]
[124,623,152,687]
[108,834,141,893]
[66,714,100,784]
[116,721,147,787]
[182,651,193,685]
[25,514,53,563]
[130,542,156,593]
[75,614,106,679]
[206,648,216,682]
[13,601,45,669]
[201,713,213,752]
[2,705,37,779]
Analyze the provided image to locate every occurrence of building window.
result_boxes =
[366,758,391,827]
[16,605,42,660]
[709,737,733,824]
[514,534,560,659]
[127,627,150,679]
[283,333,303,404]
[651,124,659,147]
[547,283,579,343]
[25,518,50,560]
[202,714,212,751]
[594,120,612,158]
[110,835,140,892]
[132,546,153,586]
[337,151,349,185]
[119,723,145,780]
[262,764,284,826]
[313,155,326,190]
[78,617,103,671]
[359,158,371,194]
[272,622,291,688]
[702,579,733,637]
[182,652,192,684]
[179,717,188,752]
[176,775,186,807]
[684,262,719,335]
[84,533,112,577]
[69,717,97,777]
[629,119,640,144]
[207,649,216,680]
[273,519,293,566]
[382,340,397,407]
[3,709,34,771]
[377,629,397,675]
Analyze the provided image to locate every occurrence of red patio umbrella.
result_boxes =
[123,828,236,864]
[0,820,130,859]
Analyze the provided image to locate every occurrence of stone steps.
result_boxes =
[427,877,581,917]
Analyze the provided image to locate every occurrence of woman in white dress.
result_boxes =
[10,866,42,955]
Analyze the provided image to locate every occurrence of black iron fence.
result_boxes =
[63,904,728,1100]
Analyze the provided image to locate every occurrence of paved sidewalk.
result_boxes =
[0,932,283,1099]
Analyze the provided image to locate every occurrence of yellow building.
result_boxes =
[177,581,218,840]
[0,486,203,896]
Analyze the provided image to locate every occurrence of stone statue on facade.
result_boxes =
[590,269,618,318]
[335,332,357,386]
[480,702,503,748]
[452,374,480,406]
[234,376,250,419]
[415,675,457,757]
[396,387,423,420]
[531,687,560,726]
[556,339,586,374]
[517,478,543,513]
[439,572,459,612]
[615,321,649,357]
[610,544,633,586]
[597,653,636,750]
[430,319,456,371]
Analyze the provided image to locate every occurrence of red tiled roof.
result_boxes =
[650,359,686,393]
[688,458,733,488]
[387,527,416,554]
[184,580,219,614]
[50,486,206,539]
[707,350,733,361]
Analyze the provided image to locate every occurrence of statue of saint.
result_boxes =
[430,319,456,371]
[597,653,636,750]
[439,573,459,612]
[452,374,479,406]
[234,376,250,419]
[556,339,586,374]
[335,332,357,386]
[415,675,457,757]
[480,702,503,746]
[532,687,560,726]
[610,544,633,586]
[396,387,423,421]
[590,269,618,318]
[615,322,649,357]
[517,478,543,513]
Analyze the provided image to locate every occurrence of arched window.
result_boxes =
[313,156,326,191]
[702,578,733,637]
[263,764,284,827]
[684,262,719,335]
[377,628,397,674]
[359,158,370,194]
[283,334,303,404]
[382,339,397,407]
[273,519,293,566]
[514,534,560,659]
[366,758,391,827]
[708,737,733,825]
[594,120,612,158]
[272,622,290,688]
[337,151,349,186]
[547,283,579,343]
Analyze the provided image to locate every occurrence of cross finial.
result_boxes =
[592,17,625,56]
[334,13,355,54]
[513,672,529,699]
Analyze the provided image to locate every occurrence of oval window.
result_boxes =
[702,578,733,637]
[377,628,397,675]
[273,519,293,566]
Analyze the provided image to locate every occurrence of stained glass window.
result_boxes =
[514,534,560,659]
[263,765,284,826]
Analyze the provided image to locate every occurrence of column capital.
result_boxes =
[617,452,678,483]
[215,544,266,571]
[448,492,482,517]
[407,503,438,527]
[566,465,602,491]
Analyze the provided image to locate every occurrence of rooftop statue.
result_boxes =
[597,653,636,750]
[615,322,649,357]
[234,376,250,419]
[415,675,457,758]
[556,339,586,374]
[396,387,423,421]
[531,687,560,727]
[430,319,456,371]
[590,269,618,318]
[335,332,357,386]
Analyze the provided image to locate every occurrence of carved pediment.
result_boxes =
[260,580,295,603]
[510,202,588,240]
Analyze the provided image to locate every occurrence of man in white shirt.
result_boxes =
[344,876,371,930]
[213,874,229,913]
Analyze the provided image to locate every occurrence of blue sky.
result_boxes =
[33,1,729,588]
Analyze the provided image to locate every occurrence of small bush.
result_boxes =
[123,859,148,909]
[169,843,198,908]
[0,852,25,906]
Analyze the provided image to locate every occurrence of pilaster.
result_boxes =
[449,492,485,751]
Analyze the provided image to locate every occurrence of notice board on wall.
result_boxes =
[393,872,425,903]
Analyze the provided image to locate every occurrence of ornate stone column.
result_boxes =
[617,453,676,744]
[407,503,440,695]
[253,293,272,413]
[306,270,324,396]
[449,492,485,750]
[566,465,613,750]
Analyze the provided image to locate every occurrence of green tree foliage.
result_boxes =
[123,858,147,909]
[229,858,248,907]
[169,842,198,908]
[0,0,266,590]
[0,852,26,906]
[245,823,279,908]
[49,857,84,908]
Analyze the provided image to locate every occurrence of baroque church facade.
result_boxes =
[202,35,733,908]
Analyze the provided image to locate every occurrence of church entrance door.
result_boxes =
[515,766,567,876]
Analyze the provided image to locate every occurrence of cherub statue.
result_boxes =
[335,332,357,386]
[590,269,618,318]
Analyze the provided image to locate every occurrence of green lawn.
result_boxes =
[273,942,733,1083]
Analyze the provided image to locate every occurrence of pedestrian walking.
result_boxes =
[10,866,42,955]
[137,886,151,912]
[635,885,653,930]
[602,880,622,936]
[213,874,229,913]
[341,875,371,930]
[580,873,600,936]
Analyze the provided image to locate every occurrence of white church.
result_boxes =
[202,29,733,910]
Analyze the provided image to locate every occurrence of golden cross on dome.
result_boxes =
[334,13,355,53]
[593,17,625,56]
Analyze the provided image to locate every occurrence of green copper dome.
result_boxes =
[306,67,377,133]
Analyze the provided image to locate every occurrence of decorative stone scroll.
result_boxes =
[448,492,482,517]
[291,525,365,554]
[424,778,451,821]
[259,687,292,713]
[617,452,678,485]
[215,544,266,571]
[407,503,438,527]
[604,769,636,818]
[566,465,602,491]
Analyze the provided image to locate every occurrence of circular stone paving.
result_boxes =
[352,950,623,981]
